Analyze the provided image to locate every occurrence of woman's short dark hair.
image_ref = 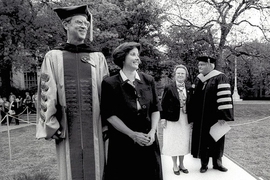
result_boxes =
[112,42,141,69]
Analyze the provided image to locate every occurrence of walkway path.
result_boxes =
[162,154,262,180]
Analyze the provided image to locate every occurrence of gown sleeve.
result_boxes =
[216,74,234,121]
[36,52,60,140]
[96,52,109,100]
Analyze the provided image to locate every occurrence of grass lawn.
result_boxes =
[0,125,58,180]
[0,102,269,180]
[225,103,270,180]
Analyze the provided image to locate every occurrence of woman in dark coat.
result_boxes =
[160,64,192,175]
[101,42,163,180]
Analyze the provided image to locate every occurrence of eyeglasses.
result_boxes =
[74,20,90,27]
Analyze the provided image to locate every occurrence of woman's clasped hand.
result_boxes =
[131,130,155,146]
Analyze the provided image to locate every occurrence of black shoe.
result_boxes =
[213,165,228,172]
[200,166,208,173]
[179,167,189,174]
[173,168,180,175]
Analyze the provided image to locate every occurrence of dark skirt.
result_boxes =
[104,128,163,180]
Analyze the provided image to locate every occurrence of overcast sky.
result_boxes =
[159,0,270,43]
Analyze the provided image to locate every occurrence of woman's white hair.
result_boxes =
[173,64,189,77]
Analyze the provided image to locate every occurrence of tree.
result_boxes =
[0,0,63,96]
[0,0,36,96]
[238,41,270,98]
[161,0,270,69]
[159,25,212,83]
[93,0,166,80]
[223,40,270,98]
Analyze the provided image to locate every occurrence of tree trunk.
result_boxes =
[215,48,223,71]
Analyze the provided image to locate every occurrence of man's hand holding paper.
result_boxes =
[210,121,231,142]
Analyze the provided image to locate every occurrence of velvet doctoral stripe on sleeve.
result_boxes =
[216,74,234,121]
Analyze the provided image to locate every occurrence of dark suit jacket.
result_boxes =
[161,82,192,123]
[101,71,161,133]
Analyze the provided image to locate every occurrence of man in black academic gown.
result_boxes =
[36,5,109,180]
[190,56,234,173]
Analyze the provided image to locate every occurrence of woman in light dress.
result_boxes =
[161,64,193,175]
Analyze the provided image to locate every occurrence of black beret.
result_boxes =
[196,56,216,63]
[54,4,92,21]
[112,42,141,68]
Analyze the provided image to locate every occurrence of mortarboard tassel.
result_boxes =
[85,5,93,42]
[89,13,93,42]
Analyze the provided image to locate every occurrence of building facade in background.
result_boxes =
[0,68,40,93]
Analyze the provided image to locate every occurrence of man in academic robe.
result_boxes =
[190,56,234,173]
[36,5,109,180]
